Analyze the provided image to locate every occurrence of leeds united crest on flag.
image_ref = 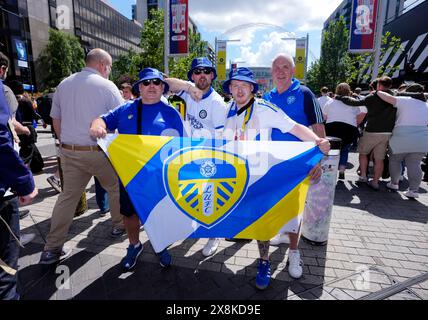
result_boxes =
[163,148,249,228]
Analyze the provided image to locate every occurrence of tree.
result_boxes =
[348,31,403,84]
[139,8,165,71]
[36,29,85,90]
[318,16,352,91]
[306,60,322,94]
[111,8,210,84]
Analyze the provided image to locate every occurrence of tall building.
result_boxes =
[72,0,142,59]
[322,0,427,86]
[1,0,143,90]
[133,0,165,25]
[0,0,35,89]
[323,0,405,31]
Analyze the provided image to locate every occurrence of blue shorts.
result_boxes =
[119,182,137,217]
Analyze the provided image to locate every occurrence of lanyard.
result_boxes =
[137,99,143,135]
[234,98,255,140]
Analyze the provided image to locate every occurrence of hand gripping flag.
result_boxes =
[98,134,323,253]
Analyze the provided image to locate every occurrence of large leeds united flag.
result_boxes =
[99,134,323,253]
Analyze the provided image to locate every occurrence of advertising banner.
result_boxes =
[14,39,28,68]
[295,38,306,81]
[349,0,379,52]
[216,40,227,81]
[169,0,188,56]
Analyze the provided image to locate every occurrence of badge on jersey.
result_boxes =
[199,109,207,119]
[287,96,296,105]
[163,147,249,228]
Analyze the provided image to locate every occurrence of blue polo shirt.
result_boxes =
[101,98,184,137]
[101,98,184,216]
[263,78,324,141]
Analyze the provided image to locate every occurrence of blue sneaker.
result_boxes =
[158,249,171,268]
[121,243,143,271]
[255,259,271,290]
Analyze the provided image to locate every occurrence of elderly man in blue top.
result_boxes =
[90,68,184,272]
[165,57,229,258]
[263,53,325,278]
[222,67,329,290]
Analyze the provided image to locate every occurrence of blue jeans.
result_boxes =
[0,197,20,300]
[94,177,109,212]
[339,143,352,168]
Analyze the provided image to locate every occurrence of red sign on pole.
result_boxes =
[169,0,189,56]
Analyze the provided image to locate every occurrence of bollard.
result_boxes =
[301,137,342,245]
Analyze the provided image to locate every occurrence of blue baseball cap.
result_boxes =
[222,67,259,94]
[187,57,217,82]
[133,68,169,94]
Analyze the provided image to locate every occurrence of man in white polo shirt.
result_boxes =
[166,57,229,257]
[39,48,124,264]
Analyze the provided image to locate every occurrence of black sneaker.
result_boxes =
[225,238,252,243]
[110,227,125,238]
[98,208,110,217]
[39,247,72,264]
[19,209,30,219]
[338,172,345,180]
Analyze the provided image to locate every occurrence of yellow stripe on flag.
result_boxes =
[235,177,310,240]
[107,135,173,187]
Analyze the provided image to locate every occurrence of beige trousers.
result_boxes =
[45,148,123,250]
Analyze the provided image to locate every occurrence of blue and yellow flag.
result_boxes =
[99,135,322,253]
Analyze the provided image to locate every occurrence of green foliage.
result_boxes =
[318,16,352,91]
[139,8,165,71]
[310,17,402,92]
[36,29,85,90]
[111,8,210,85]
[306,60,322,94]
[348,31,403,84]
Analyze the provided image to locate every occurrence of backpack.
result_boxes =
[36,94,53,125]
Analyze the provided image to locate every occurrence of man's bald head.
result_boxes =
[272,53,295,69]
[85,48,112,79]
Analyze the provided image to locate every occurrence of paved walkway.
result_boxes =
[16,131,428,300]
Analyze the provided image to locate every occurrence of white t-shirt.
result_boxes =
[394,96,428,127]
[318,95,332,114]
[178,85,228,139]
[223,98,296,141]
[323,99,367,127]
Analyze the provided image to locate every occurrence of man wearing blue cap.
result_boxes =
[90,68,184,271]
[166,57,229,257]
[222,67,329,290]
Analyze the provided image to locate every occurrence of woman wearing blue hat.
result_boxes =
[221,67,330,290]
[90,67,184,272]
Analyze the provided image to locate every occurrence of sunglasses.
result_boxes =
[193,68,212,75]
[141,78,162,86]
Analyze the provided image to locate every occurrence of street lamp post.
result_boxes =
[372,0,388,80]
[214,38,240,70]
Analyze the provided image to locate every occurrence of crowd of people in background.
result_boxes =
[1,46,428,300]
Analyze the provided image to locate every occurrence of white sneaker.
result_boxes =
[20,233,36,246]
[202,238,220,257]
[386,182,399,190]
[288,250,303,279]
[269,233,290,246]
[404,190,419,198]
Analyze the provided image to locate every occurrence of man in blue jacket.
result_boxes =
[0,52,38,299]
